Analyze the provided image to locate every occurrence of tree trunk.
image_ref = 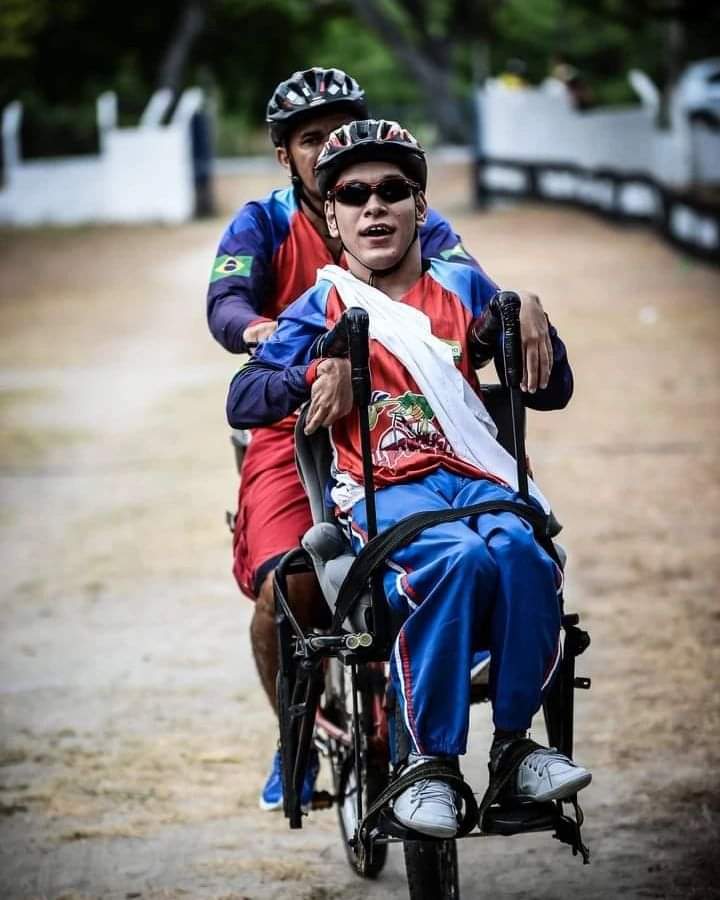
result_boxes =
[347,0,470,142]
[156,0,207,94]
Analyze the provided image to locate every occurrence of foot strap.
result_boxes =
[478,738,543,823]
[478,738,591,864]
[358,759,479,847]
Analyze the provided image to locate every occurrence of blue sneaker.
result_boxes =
[259,748,320,811]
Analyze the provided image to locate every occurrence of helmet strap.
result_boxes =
[288,155,326,222]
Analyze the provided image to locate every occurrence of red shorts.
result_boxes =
[232,419,313,600]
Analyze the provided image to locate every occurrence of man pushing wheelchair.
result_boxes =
[226,119,592,840]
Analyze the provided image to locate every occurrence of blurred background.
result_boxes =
[1,3,719,899]
[3,0,720,152]
[2,0,720,255]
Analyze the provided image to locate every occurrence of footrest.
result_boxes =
[376,807,454,842]
[481,799,557,836]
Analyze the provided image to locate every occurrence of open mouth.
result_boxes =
[360,223,395,238]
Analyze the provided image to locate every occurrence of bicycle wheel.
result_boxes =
[403,838,460,900]
[324,658,389,878]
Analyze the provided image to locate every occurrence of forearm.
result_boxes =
[207,292,271,354]
[226,360,312,428]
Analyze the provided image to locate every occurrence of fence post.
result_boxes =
[2,101,23,178]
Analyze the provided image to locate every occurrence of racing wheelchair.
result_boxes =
[273,293,591,898]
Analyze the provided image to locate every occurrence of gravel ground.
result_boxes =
[1,158,719,899]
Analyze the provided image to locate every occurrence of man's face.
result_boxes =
[325,161,427,274]
[277,109,354,200]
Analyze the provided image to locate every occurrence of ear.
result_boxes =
[325,199,339,238]
[415,190,428,226]
[276,145,290,172]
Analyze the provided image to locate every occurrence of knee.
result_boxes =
[491,520,550,571]
[444,531,494,584]
[252,572,276,635]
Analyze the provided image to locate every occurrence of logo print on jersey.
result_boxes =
[441,338,462,363]
[369,390,452,468]
[210,255,253,282]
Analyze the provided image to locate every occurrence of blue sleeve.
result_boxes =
[206,202,276,354]
[226,282,331,428]
[420,208,498,287]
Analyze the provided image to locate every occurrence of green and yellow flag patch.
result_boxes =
[210,255,253,282]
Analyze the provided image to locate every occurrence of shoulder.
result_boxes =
[419,207,476,263]
[279,277,334,325]
[426,259,497,312]
[223,187,298,242]
[426,257,476,294]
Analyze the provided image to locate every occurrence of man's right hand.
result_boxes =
[243,321,277,353]
[305,358,353,434]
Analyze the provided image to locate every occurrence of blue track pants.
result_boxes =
[349,469,561,756]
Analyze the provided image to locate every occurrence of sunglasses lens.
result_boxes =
[376,179,414,203]
[333,178,416,205]
[334,183,372,205]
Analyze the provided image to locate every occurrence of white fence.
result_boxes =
[0,87,204,227]
[475,80,720,263]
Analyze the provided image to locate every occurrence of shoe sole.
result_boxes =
[515,770,592,804]
[393,810,459,839]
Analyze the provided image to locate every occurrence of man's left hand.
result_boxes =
[518,291,553,393]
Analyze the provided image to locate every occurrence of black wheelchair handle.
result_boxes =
[312,314,349,359]
[346,307,371,407]
[491,290,523,389]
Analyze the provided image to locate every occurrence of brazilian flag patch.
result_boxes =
[439,242,470,261]
[210,254,253,282]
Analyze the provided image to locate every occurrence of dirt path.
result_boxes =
[1,160,719,899]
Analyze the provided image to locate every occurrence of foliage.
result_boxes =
[1,0,719,155]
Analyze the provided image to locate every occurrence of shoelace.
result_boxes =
[522,747,570,776]
[408,779,457,812]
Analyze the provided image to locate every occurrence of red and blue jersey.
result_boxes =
[207,186,484,354]
[227,260,573,498]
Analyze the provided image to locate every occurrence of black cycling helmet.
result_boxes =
[315,119,427,200]
[266,67,368,147]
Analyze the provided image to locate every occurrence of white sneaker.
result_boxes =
[393,755,459,838]
[510,747,591,803]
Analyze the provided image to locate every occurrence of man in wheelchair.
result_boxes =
[226,119,592,839]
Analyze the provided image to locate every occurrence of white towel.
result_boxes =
[317,265,550,512]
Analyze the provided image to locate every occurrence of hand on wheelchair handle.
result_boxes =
[469,291,553,393]
[305,358,353,434]
[516,291,553,393]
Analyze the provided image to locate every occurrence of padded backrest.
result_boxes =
[294,387,523,527]
[294,406,335,524]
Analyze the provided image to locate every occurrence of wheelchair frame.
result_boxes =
[273,295,591,895]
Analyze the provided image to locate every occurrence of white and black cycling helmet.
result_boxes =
[266,67,368,147]
[315,119,427,200]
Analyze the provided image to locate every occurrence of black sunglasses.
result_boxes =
[330,176,420,207]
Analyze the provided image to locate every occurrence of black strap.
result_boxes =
[478,738,543,822]
[358,759,479,844]
[332,498,553,632]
